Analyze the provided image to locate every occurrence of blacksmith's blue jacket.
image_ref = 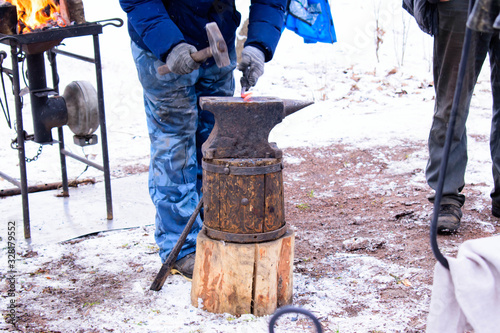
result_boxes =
[119,0,287,65]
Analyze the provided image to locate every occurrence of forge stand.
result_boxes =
[0,22,119,239]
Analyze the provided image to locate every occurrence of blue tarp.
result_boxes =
[284,0,337,44]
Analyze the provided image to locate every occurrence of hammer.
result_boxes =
[157,22,230,75]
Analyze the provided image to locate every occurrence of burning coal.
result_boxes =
[5,0,68,34]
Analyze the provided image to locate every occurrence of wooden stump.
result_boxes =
[191,229,294,316]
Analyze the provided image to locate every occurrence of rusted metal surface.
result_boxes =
[203,224,287,244]
[264,167,284,232]
[0,23,103,54]
[203,158,285,242]
[200,96,313,159]
[201,160,283,175]
[0,178,95,197]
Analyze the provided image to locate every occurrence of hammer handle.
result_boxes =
[149,198,203,291]
[157,47,212,75]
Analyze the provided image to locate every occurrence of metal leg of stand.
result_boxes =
[57,126,69,196]
[11,44,31,239]
[48,50,69,197]
[93,34,113,220]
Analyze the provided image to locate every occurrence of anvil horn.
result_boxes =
[283,99,314,116]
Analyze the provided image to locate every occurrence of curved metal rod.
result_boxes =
[431,0,476,271]
[268,306,322,333]
[0,53,11,128]
[0,35,20,44]
[0,36,24,57]
[92,18,124,28]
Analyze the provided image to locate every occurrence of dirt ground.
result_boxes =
[284,143,499,282]
[3,143,500,332]
[283,143,499,331]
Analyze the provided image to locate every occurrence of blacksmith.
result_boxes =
[119,0,287,278]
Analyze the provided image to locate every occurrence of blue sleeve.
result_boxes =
[245,0,287,62]
[119,0,185,62]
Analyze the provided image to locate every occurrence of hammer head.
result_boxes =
[206,22,230,68]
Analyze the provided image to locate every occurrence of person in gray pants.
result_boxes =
[426,0,500,232]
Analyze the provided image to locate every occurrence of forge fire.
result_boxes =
[5,0,68,34]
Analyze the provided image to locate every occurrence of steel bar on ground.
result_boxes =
[0,179,95,197]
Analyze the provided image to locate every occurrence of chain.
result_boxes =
[25,144,43,162]
[10,134,44,163]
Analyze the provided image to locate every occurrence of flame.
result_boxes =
[5,0,68,34]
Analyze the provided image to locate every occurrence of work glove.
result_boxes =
[166,43,200,75]
[238,46,265,89]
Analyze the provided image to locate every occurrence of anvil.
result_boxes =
[200,96,313,159]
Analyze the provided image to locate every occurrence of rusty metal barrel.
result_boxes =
[199,96,313,243]
[202,157,286,243]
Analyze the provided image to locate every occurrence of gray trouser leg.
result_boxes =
[488,30,500,206]
[425,0,489,206]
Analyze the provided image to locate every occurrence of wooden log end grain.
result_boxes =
[191,229,294,316]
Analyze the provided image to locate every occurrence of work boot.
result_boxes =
[492,202,500,218]
[171,252,196,280]
[435,204,462,233]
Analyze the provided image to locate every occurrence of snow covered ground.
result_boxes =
[0,0,497,332]
[0,0,493,190]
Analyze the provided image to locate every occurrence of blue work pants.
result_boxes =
[131,42,236,262]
